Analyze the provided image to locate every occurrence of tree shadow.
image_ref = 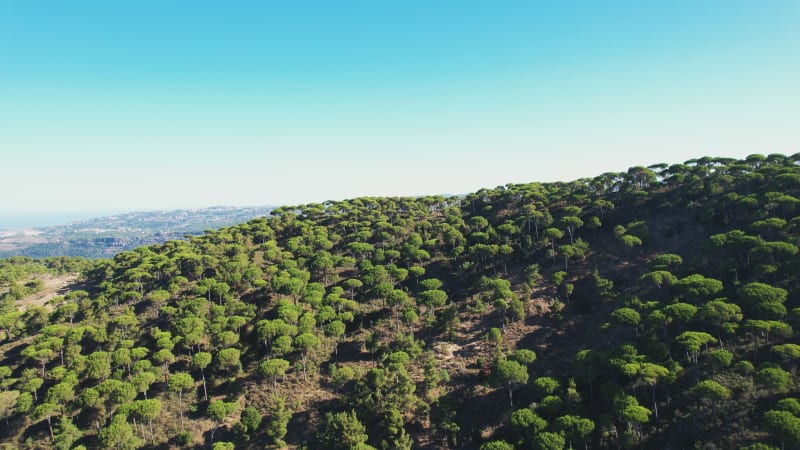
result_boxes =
[443,384,510,449]
[333,340,370,363]
[285,397,337,449]
[0,341,28,372]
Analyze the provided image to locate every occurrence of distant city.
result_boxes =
[0,206,272,258]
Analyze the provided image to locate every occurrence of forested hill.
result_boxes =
[3,154,800,449]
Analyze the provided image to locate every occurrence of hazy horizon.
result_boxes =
[0,205,277,231]
[0,211,125,231]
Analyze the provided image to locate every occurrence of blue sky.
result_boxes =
[1,1,799,214]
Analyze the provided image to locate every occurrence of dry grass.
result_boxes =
[14,274,79,311]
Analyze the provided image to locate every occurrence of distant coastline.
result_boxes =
[0,206,272,258]
[0,211,124,231]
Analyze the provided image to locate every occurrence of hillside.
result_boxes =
[0,206,272,259]
[2,154,800,449]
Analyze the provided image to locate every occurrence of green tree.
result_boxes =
[387,289,411,332]
[294,333,320,382]
[647,253,683,271]
[532,431,566,450]
[708,349,734,373]
[46,381,75,412]
[147,289,170,318]
[408,266,425,287]
[420,289,448,312]
[698,299,742,348]
[152,348,175,379]
[691,379,731,417]
[480,441,515,450]
[33,402,59,440]
[611,307,641,332]
[639,270,677,296]
[325,320,347,357]
[533,376,560,399]
[675,331,717,371]
[256,318,296,351]
[513,348,537,365]
[486,327,503,346]
[99,413,143,450]
[492,358,529,406]
[239,405,262,436]
[738,282,787,307]
[207,400,237,441]
[97,379,137,415]
[776,398,800,416]
[192,351,212,400]
[266,396,292,447]
[53,416,82,450]
[168,372,195,430]
[543,228,564,260]
[554,414,594,449]
[217,347,241,376]
[763,410,800,449]
[131,371,156,399]
[129,399,161,445]
[419,278,443,291]
[15,391,34,416]
[756,367,793,405]
[320,409,370,450]
[574,349,605,402]
[774,344,800,371]
[674,274,723,303]
[272,335,294,357]
[259,358,290,390]
[86,350,113,380]
[510,408,548,445]
[560,214,583,244]
[664,302,697,328]
[0,390,19,426]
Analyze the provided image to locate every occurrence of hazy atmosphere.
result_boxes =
[2,1,799,214]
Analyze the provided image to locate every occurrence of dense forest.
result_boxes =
[3,154,800,449]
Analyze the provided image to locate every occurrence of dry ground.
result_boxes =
[14,273,79,310]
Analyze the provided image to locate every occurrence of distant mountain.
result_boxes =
[0,206,272,258]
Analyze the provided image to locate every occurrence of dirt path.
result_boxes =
[15,273,79,310]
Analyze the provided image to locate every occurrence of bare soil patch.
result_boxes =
[15,273,79,310]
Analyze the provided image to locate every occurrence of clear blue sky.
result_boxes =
[1,1,799,213]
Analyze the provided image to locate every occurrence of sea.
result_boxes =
[0,211,120,231]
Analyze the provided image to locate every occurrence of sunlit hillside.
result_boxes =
[2,154,800,449]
